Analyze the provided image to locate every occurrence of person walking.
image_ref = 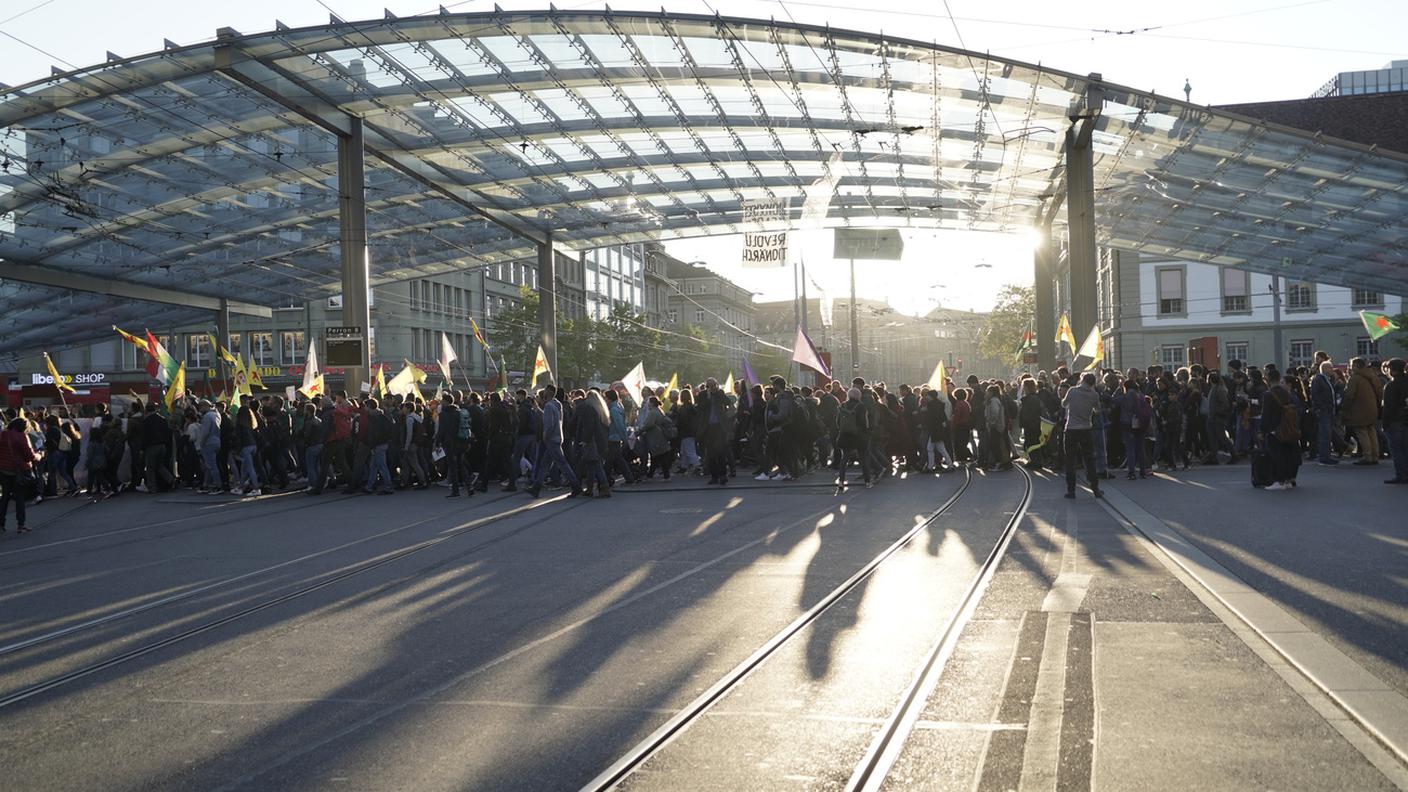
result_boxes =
[194,400,223,493]
[526,385,581,498]
[140,401,177,492]
[1382,358,1407,485]
[640,395,676,482]
[1341,357,1384,465]
[834,387,874,490]
[1259,369,1303,490]
[604,389,636,487]
[0,417,37,533]
[233,403,262,497]
[1061,373,1104,499]
[301,403,326,495]
[572,390,611,498]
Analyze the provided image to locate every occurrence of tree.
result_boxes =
[980,284,1036,361]
[487,286,596,385]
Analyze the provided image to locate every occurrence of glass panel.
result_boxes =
[280,331,305,365]
[250,332,274,366]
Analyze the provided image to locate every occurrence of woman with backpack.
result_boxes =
[641,396,676,481]
[44,414,79,496]
[1259,369,1303,490]
[834,388,874,490]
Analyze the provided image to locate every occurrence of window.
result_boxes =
[668,310,678,323]
[1286,281,1315,310]
[186,335,211,367]
[695,308,705,324]
[1225,341,1249,365]
[412,327,422,360]
[1156,267,1185,315]
[249,332,274,366]
[1356,336,1380,357]
[1158,345,1185,367]
[280,331,305,364]
[432,283,443,314]
[410,281,420,311]
[1289,339,1314,368]
[1351,289,1382,308]
[227,333,242,361]
[1221,268,1250,313]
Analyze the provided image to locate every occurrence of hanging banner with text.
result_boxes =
[741,198,789,268]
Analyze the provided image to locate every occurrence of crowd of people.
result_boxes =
[2,351,1404,534]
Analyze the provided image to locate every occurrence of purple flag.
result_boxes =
[742,355,760,387]
[791,326,832,379]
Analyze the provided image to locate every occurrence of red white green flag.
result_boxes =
[144,330,179,386]
[1360,310,1399,341]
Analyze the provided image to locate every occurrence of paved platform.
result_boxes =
[0,464,1403,790]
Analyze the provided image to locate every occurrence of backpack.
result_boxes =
[456,409,471,441]
[1272,389,1301,443]
[1133,393,1153,429]
[837,403,860,437]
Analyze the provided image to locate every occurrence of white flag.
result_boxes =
[439,331,457,384]
[621,361,646,408]
[300,344,324,398]
[1075,325,1105,371]
[791,325,831,379]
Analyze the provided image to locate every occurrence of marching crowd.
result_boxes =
[2,352,1405,534]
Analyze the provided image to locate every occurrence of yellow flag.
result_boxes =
[165,362,186,411]
[660,372,678,409]
[926,360,949,402]
[723,372,734,395]
[208,333,236,364]
[44,353,76,393]
[245,357,266,390]
[374,364,387,398]
[113,325,149,353]
[232,356,252,397]
[531,344,551,388]
[299,374,324,400]
[1056,314,1076,354]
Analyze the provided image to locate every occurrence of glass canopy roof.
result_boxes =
[1,9,1405,352]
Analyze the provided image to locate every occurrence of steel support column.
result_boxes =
[1065,123,1098,350]
[1064,76,1103,355]
[537,234,558,385]
[338,117,372,393]
[1034,220,1057,372]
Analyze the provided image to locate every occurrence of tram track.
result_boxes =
[579,464,1034,792]
[0,489,362,562]
[0,491,517,659]
[578,465,999,791]
[847,463,1034,792]
[0,491,583,710]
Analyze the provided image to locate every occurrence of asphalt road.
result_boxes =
[2,463,1400,792]
[0,470,999,791]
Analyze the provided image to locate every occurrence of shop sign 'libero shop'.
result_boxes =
[30,371,108,387]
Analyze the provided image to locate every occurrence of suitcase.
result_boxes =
[1251,447,1275,488]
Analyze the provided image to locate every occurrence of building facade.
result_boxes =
[651,243,756,372]
[1095,251,1402,372]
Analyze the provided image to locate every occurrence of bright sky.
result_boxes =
[3,0,1403,315]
